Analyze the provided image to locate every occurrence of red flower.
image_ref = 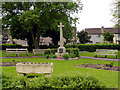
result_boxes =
[58,57,63,59]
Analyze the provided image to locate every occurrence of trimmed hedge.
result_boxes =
[65,44,120,52]
[1,44,119,52]
[0,44,59,51]
[39,44,120,52]
[39,45,59,49]
[44,48,79,57]
[0,44,28,50]
[2,72,105,89]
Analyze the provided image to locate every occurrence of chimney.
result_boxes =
[101,26,104,33]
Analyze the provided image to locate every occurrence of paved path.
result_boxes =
[80,56,119,61]
[0,56,119,61]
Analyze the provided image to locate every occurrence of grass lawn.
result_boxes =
[79,51,120,59]
[2,57,119,88]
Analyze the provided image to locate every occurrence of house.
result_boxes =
[85,26,120,44]
[13,39,28,46]
[2,29,28,46]
[39,37,53,45]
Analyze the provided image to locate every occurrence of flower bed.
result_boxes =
[75,64,120,71]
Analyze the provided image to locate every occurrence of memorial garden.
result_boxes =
[1,43,120,89]
[1,26,120,89]
[1,1,120,89]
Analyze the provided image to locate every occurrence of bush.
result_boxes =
[44,48,79,58]
[66,48,79,57]
[44,54,49,59]
[49,54,57,58]
[62,54,69,60]
[44,49,57,55]
[2,72,26,89]
[65,44,120,52]
[1,44,28,50]
[44,50,57,59]
[105,61,114,67]
[26,75,104,89]
[2,72,105,89]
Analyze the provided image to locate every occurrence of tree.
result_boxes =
[77,30,91,44]
[19,8,42,49]
[2,2,34,49]
[112,0,120,28]
[103,31,114,43]
[2,2,83,49]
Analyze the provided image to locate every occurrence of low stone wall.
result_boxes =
[16,62,53,76]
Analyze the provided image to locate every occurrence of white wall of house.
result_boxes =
[90,34,104,44]
[113,34,117,43]
[113,34,120,44]
[90,34,120,44]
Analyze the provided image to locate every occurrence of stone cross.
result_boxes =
[58,22,64,47]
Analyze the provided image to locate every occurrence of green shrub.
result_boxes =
[44,48,79,58]
[65,44,120,52]
[26,75,104,89]
[66,48,79,57]
[44,49,57,59]
[2,72,105,89]
[44,49,57,55]
[62,54,69,60]
[105,61,114,67]
[39,45,59,49]
[69,53,76,58]
[2,72,26,89]
[44,54,49,59]
[49,54,57,58]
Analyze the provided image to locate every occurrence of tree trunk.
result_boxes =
[33,40,39,49]
[30,29,39,49]
[30,28,40,49]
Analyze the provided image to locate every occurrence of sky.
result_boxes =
[74,0,115,31]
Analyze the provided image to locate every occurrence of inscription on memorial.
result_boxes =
[59,49,63,53]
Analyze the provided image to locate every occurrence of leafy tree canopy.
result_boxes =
[103,31,114,43]
[112,0,120,28]
[77,30,91,44]
[2,1,83,49]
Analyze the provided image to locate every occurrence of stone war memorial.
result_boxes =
[55,22,68,57]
